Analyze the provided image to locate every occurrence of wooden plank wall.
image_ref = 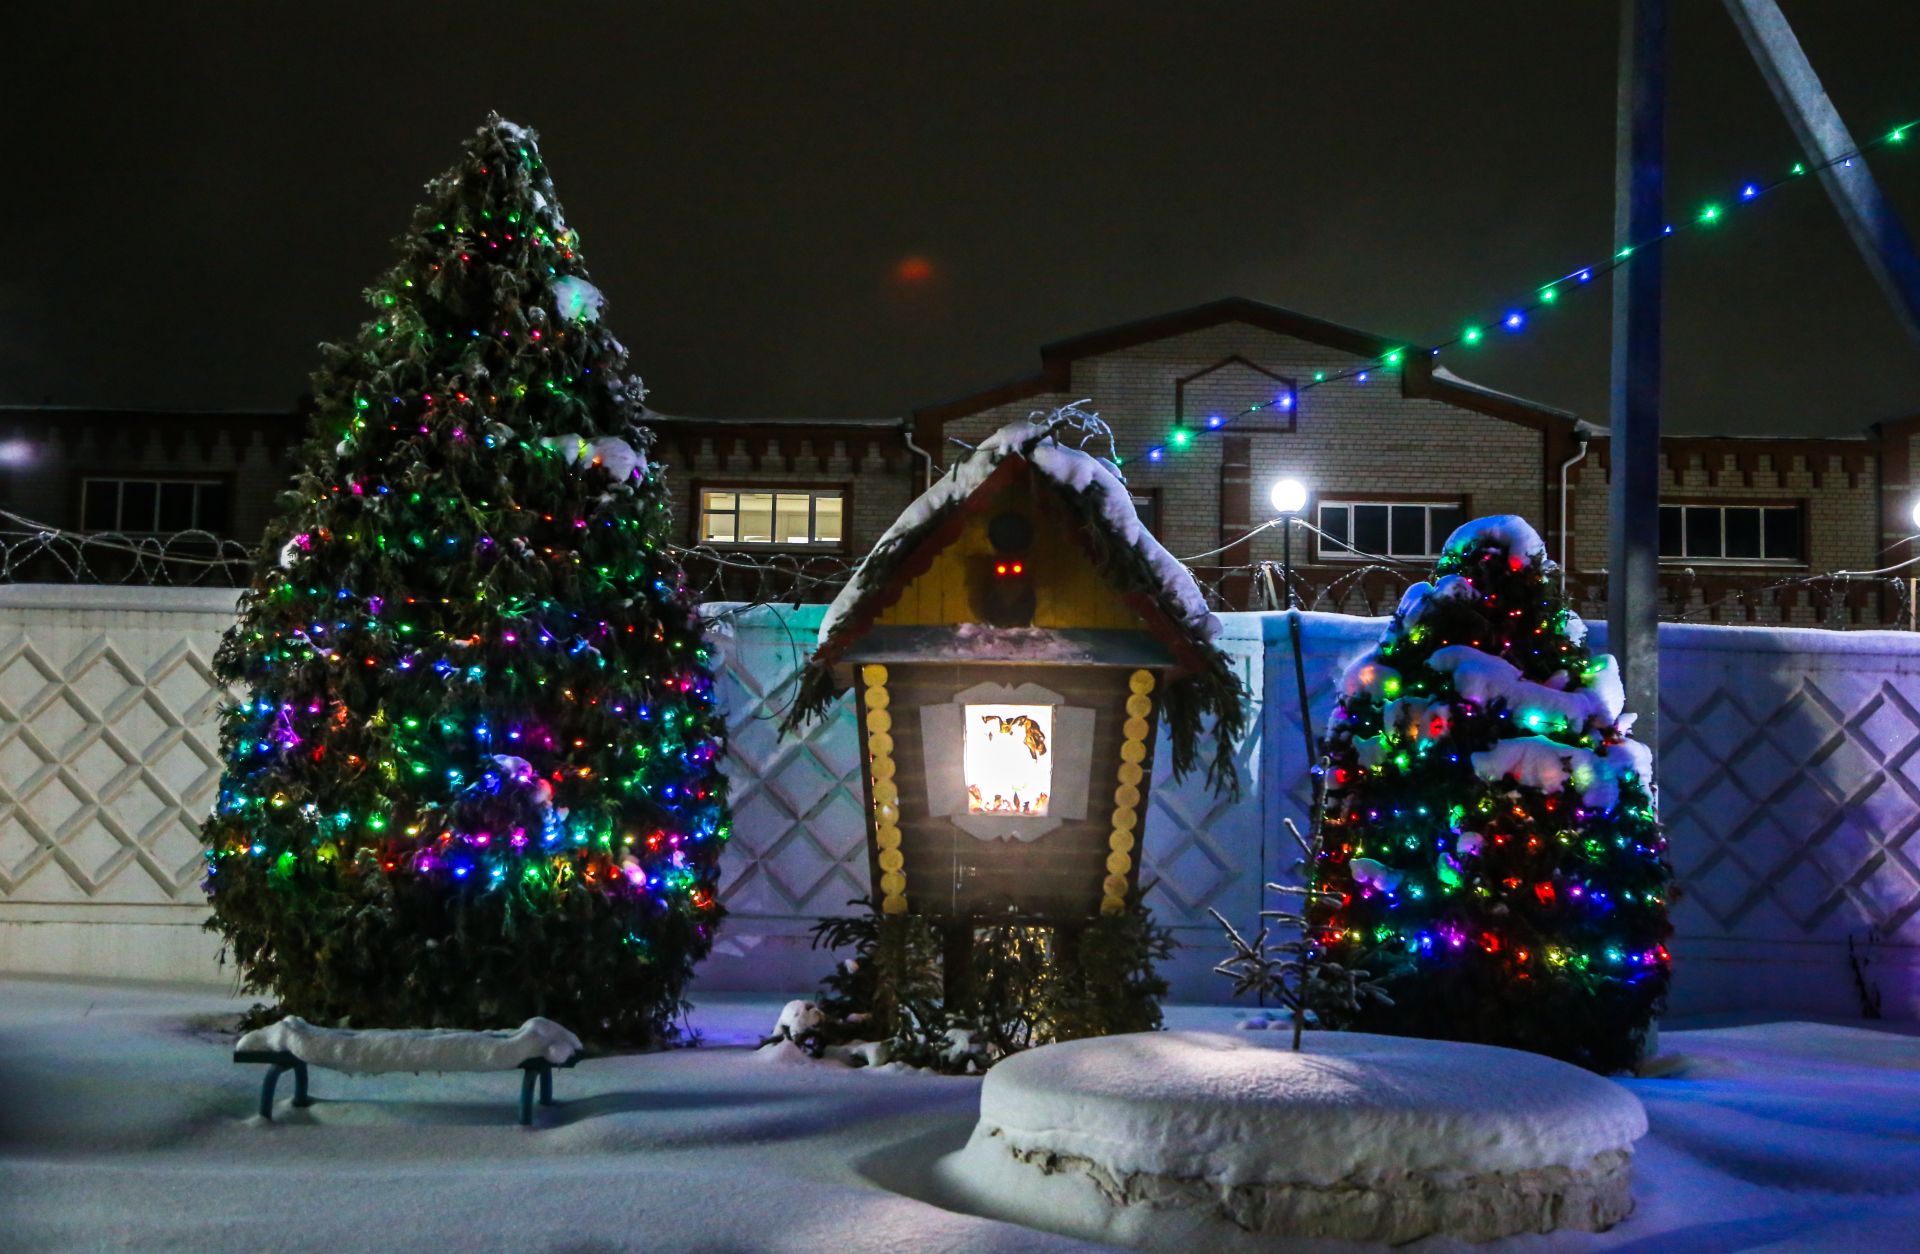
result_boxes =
[872,478,1142,632]
[869,661,1153,919]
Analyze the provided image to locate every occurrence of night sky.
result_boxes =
[6,2,1918,435]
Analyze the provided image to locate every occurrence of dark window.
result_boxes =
[1321,504,1349,549]
[1724,508,1762,559]
[1318,499,1464,561]
[199,483,230,536]
[82,482,117,531]
[1660,503,1803,564]
[1352,504,1391,555]
[121,481,158,532]
[1659,506,1682,557]
[1763,507,1800,561]
[1684,508,1722,559]
[1389,505,1426,556]
[79,478,228,534]
[157,482,196,532]
[1130,493,1158,535]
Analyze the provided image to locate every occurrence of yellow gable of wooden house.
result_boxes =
[870,468,1148,633]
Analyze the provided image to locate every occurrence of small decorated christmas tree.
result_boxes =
[1317,516,1670,1072]
[201,116,728,1046]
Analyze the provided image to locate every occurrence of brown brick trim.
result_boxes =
[1039,297,1398,363]
[0,407,307,462]
[649,423,908,476]
[913,300,1580,456]
[1585,437,1875,489]
[1400,354,1575,435]
[1175,356,1297,434]
[912,370,1066,429]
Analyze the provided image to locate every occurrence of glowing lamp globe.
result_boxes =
[1269,478,1309,515]
[1910,497,1920,531]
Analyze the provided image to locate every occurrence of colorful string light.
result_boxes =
[1315,523,1670,1072]
[200,115,732,1043]
[1120,116,1920,468]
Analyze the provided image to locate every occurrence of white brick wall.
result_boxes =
[941,325,1545,569]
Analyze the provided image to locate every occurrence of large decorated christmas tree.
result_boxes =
[1317,516,1670,1072]
[201,116,728,1046]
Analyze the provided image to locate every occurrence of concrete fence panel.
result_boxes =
[0,587,1913,1021]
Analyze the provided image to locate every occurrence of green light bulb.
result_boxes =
[1463,326,1482,344]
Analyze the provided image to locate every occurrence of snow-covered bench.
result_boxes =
[234,1016,584,1125]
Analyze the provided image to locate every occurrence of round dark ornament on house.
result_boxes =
[988,511,1034,554]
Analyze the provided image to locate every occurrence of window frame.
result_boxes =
[691,481,852,552]
[1657,499,1807,567]
[1127,487,1162,540]
[76,475,233,535]
[1311,493,1472,563]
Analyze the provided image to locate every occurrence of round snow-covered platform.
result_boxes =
[938,1030,1647,1249]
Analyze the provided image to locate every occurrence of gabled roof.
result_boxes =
[913,297,1580,437]
[789,411,1247,790]
[816,420,1214,656]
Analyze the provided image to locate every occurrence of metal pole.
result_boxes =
[1724,0,1920,346]
[1282,520,1295,609]
[1609,0,1666,762]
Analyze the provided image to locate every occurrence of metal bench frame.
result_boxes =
[235,1048,582,1125]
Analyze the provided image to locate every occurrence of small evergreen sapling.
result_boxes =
[1212,769,1390,1049]
[788,895,1172,1072]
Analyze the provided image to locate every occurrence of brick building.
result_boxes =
[653,299,1918,626]
[4,298,1916,623]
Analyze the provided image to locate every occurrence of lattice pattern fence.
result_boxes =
[0,588,1914,1015]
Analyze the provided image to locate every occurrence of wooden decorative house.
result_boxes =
[787,413,1245,928]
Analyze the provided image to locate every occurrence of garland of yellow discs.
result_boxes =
[1102,668,1156,916]
[861,664,908,915]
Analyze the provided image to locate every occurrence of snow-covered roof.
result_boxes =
[1429,366,1578,422]
[816,414,1218,647]
[787,407,1246,791]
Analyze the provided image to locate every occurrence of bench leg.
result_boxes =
[259,1064,284,1120]
[291,1060,313,1108]
[539,1065,554,1107]
[520,1066,538,1126]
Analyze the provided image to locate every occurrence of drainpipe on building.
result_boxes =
[901,424,937,494]
[1558,436,1590,597]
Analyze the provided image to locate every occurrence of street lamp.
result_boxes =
[1269,478,1309,609]
[1910,500,1920,632]
[1266,476,1316,1000]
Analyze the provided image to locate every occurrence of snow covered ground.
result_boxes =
[3,976,1918,1253]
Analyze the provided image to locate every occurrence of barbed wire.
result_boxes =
[0,522,255,587]
[0,514,1906,629]
[670,545,857,614]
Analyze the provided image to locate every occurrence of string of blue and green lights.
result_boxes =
[1123,117,1919,469]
